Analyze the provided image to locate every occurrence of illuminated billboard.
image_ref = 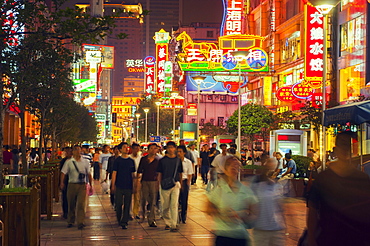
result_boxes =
[154,29,170,95]
[220,0,245,36]
[82,44,115,69]
[186,74,247,94]
[176,32,268,72]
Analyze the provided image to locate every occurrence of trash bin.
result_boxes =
[4,175,28,189]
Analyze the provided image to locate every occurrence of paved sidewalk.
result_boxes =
[41,179,306,246]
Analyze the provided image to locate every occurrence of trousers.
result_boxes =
[67,183,86,225]
[141,181,158,224]
[179,179,190,222]
[160,181,180,229]
[115,187,132,225]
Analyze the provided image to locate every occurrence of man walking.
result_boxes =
[157,141,183,232]
[105,146,121,207]
[137,143,160,227]
[59,147,73,219]
[111,142,136,229]
[189,143,200,185]
[130,143,142,219]
[199,144,211,184]
[177,145,193,224]
[99,145,111,182]
[211,143,231,175]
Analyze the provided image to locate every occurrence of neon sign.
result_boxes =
[144,56,155,95]
[154,29,170,95]
[176,32,269,72]
[276,86,296,102]
[304,4,324,89]
[221,0,244,36]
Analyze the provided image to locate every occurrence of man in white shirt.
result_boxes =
[177,145,193,224]
[188,144,200,185]
[99,145,112,183]
[211,144,231,174]
[130,143,142,219]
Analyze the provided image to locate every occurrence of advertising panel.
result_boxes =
[144,56,156,95]
[126,59,144,72]
[154,29,170,95]
[304,4,324,88]
[186,74,247,93]
[73,79,96,92]
[220,0,245,36]
[82,44,115,69]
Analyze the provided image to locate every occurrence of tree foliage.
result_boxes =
[226,104,274,146]
[200,122,228,139]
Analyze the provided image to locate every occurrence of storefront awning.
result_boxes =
[324,100,370,126]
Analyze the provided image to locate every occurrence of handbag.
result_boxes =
[161,159,180,190]
[72,161,86,182]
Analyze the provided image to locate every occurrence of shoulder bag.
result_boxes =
[72,161,86,182]
[161,158,180,190]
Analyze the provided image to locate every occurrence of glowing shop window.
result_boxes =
[339,65,364,102]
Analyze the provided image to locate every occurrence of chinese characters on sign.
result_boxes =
[304,4,324,89]
[144,56,156,95]
[292,82,313,100]
[221,0,244,35]
[276,86,296,102]
[126,59,144,72]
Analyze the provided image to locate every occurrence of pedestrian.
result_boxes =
[99,145,111,182]
[199,144,211,184]
[60,145,93,229]
[105,146,121,207]
[206,156,258,246]
[137,143,160,227]
[130,143,142,220]
[81,145,92,167]
[251,158,286,246]
[271,152,284,179]
[10,146,19,174]
[188,143,200,185]
[211,143,231,175]
[280,153,296,180]
[157,141,183,232]
[177,145,193,224]
[59,147,73,219]
[209,142,219,164]
[307,132,370,246]
[28,147,39,168]
[111,142,136,229]
[92,148,101,180]
[229,143,242,160]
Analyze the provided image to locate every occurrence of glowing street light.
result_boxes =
[135,112,140,142]
[192,75,206,151]
[155,101,161,136]
[143,107,150,143]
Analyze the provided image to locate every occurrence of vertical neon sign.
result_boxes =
[144,56,156,95]
[220,0,244,36]
[154,29,170,95]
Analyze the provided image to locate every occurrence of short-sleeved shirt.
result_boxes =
[99,153,112,170]
[61,157,90,183]
[129,153,142,174]
[82,153,92,164]
[276,158,284,170]
[207,178,258,239]
[156,156,183,182]
[200,151,211,166]
[107,155,119,178]
[308,168,370,245]
[113,156,136,189]
[286,159,297,174]
[3,151,12,164]
[189,150,200,165]
[181,158,194,180]
[212,153,231,174]
[137,155,159,181]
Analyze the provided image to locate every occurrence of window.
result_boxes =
[285,0,300,21]
[207,31,214,38]
[218,117,224,126]
[220,95,226,101]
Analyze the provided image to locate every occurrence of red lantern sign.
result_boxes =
[276,86,296,102]
[292,82,313,99]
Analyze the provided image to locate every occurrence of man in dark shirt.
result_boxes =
[59,147,72,219]
[308,132,370,246]
[209,142,220,164]
[111,142,136,229]
[105,146,121,207]
[157,141,183,232]
[200,144,211,184]
[137,143,159,227]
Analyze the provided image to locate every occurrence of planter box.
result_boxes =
[28,174,53,219]
[0,186,40,246]
[290,178,305,197]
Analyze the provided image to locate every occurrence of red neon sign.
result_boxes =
[144,56,155,95]
[276,86,296,102]
[155,44,168,94]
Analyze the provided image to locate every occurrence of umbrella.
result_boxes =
[324,100,370,168]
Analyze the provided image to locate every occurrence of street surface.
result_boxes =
[41,178,306,246]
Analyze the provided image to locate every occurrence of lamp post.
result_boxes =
[170,91,179,141]
[192,76,206,152]
[230,50,248,153]
[155,101,161,136]
[311,0,339,170]
[135,112,140,143]
[129,117,134,142]
[143,107,150,143]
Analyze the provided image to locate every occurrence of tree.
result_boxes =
[226,103,274,148]
[200,122,228,142]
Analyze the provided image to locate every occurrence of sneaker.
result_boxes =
[135,215,140,220]
[121,224,128,229]
[165,225,170,230]
[149,221,157,227]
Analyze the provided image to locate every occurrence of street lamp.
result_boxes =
[135,112,140,143]
[192,75,206,152]
[230,50,248,154]
[129,117,134,142]
[155,101,161,136]
[311,0,340,170]
[170,91,179,141]
[143,107,150,143]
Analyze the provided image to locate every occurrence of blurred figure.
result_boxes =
[307,132,370,246]
[251,158,285,246]
[206,156,258,246]
[28,148,39,167]
[130,143,142,220]
[188,143,199,185]
[92,148,101,180]
[105,146,121,207]
[81,145,92,166]
[229,143,241,160]
[10,146,19,174]
[211,144,231,175]
[209,142,220,164]
[99,145,111,182]
[59,147,73,219]
[272,152,284,179]
[307,149,319,162]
